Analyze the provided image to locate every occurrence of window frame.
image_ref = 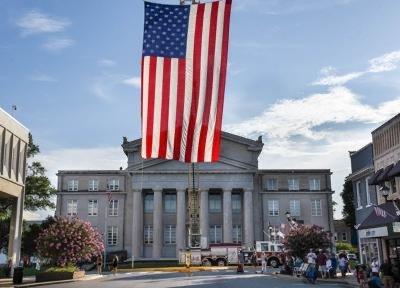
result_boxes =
[164,225,176,245]
[88,199,98,216]
[231,193,241,213]
[266,178,278,191]
[209,225,222,244]
[107,179,120,191]
[144,193,154,213]
[107,226,118,246]
[67,180,79,192]
[268,200,279,216]
[311,199,322,216]
[232,224,242,244]
[356,181,362,208]
[67,199,78,216]
[209,193,222,213]
[289,199,301,217]
[288,178,299,191]
[109,199,119,216]
[309,178,321,191]
[365,177,372,206]
[144,225,153,244]
[88,179,99,192]
[164,193,177,213]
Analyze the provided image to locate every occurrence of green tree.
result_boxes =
[283,225,331,258]
[0,134,56,251]
[340,178,356,228]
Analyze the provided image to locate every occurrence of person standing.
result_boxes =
[307,249,317,265]
[112,255,119,276]
[96,255,103,275]
[339,254,348,278]
[316,250,327,278]
[251,252,258,273]
[261,252,267,274]
[371,258,380,275]
[355,265,367,288]
[380,259,394,288]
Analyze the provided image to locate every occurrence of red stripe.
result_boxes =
[158,59,171,158]
[141,58,144,121]
[146,56,157,159]
[173,59,186,160]
[185,4,205,162]
[197,1,219,162]
[212,0,231,161]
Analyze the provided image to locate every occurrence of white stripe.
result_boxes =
[151,57,164,158]
[190,2,212,162]
[141,56,150,158]
[180,5,197,161]
[204,1,225,162]
[166,59,178,159]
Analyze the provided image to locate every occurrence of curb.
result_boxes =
[13,275,103,288]
[272,273,358,287]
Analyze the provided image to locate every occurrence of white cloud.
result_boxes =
[122,77,141,88]
[42,38,75,51]
[17,10,70,36]
[29,73,57,82]
[98,59,116,67]
[313,50,400,86]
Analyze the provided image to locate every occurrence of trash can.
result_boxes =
[13,267,23,284]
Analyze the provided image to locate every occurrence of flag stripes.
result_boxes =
[141,0,232,163]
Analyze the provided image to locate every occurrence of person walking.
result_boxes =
[261,252,267,274]
[306,250,318,284]
[112,255,119,276]
[380,259,394,288]
[371,258,380,275]
[307,249,317,265]
[316,250,327,278]
[96,255,103,275]
[339,254,348,278]
[355,265,367,288]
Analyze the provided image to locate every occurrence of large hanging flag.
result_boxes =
[141,0,232,163]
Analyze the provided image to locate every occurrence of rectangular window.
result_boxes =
[309,178,321,191]
[144,193,154,213]
[67,200,78,216]
[232,194,241,213]
[365,177,371,205]
[342,232,347,242]
[232,225,242,244]
[266,178,278,190]
[89,179,99,191]
[107,226,118,246]
[289,200,301,217]
[107,179,120,191]
[311,199,322,216]
[268,200,279,216]
[356,181,362,208]
[209,225,222,244]
[67,180,78,192]
[164,225,176,244]
[109,200,118,216]
[288,179,299,191]
[164,193,177,213]
[209,193,222,213]
[88,200,98,216]
[144,225,153,244]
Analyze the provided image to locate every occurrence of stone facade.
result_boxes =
[0,107,29,271]
[56,132,335,259]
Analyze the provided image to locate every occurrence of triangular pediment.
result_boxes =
[122,131,263,172]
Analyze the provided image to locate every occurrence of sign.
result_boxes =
[359,226,389,238]
[393,222,400,233]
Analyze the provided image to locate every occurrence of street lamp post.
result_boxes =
[268,225,273,242]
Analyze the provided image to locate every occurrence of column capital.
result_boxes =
[153,188,163,193]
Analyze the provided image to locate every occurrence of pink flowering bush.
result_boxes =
[36,217,104,266]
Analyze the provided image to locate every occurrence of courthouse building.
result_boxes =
[56,132,335,259]
[0,107,29,270]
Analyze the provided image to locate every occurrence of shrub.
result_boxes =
[283,225,331,258]
[36,217,104,266]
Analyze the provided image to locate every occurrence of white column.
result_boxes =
[132,189,143,258]
[153,189,163,259]
[223,190,233,243]
[8,195,24,275]
[199,189,209,248]
[243,190,254,247]
[176,190,186,256]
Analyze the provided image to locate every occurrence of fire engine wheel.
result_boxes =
[268,258,279,268]
[202,259,212,266]
[217,259,226,266]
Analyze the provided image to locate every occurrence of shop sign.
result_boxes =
[393,222,400,233]
[359,226,389,238]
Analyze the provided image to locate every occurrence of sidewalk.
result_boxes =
[274,271,358,287]
[0,273,102,288]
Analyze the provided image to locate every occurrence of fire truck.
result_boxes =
[254,241,285,268]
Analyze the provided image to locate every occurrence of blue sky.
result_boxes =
[1,0,400,220]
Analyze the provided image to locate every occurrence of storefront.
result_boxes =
[385,222,400,265]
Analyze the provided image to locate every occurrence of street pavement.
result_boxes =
[35,270,353,288]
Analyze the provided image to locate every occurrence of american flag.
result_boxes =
[141,0,232,163]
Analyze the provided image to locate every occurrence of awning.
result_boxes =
[357,202,399,230]
[388,160,400,178]
[376,164,394,183]
[369,169,383,185]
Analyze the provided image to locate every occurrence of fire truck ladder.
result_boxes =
[188,163,201,248]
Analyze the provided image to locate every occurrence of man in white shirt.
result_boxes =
[307,249,317,264]
[371,258,379,275]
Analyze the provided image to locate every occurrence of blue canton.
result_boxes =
[143,2,190,59]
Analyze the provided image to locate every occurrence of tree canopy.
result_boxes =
[340,177,356,228]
